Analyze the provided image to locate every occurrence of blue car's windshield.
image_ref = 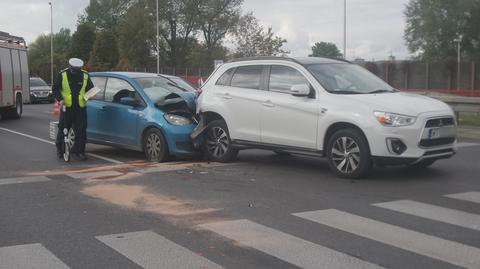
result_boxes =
[134,77,186,103]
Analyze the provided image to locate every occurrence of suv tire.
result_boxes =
[326,128,372,178]
[203,120,238,162]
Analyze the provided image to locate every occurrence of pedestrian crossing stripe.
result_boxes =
[2,196,480,268]
[373,199,480,231]
[96,230,223,269]
[199,219,385,269]
[0,243,69,269]
[445,192,480,204]
[293,209,480,269]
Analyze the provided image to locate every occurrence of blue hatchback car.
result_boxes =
[86,72,198,161]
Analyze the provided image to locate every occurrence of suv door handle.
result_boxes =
[222,93,232,100]
[99,106,106,111]
[262,100,274,107]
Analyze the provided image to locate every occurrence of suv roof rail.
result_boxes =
[228,56,352,65]
[324,57,352,64]
[0,31,26,45]
[229,56,302,65]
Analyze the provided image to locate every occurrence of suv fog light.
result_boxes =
[387,138,407,155]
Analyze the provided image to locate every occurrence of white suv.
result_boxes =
[193,57,457,178]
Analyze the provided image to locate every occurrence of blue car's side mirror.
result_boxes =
[120,96,136,106]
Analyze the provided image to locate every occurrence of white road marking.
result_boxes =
[0,127,123,164]
[294,209,480,269]
[373,200,480,231]
[457,142,480,148]
[445,192,480,204]
[96,230,223,269]
[0,176,51,186]
[0,243,70,269]
[0,127,54,145]
[199,219,385,269]
[67,170,123,179]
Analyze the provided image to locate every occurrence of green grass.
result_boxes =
[459,115,480,126]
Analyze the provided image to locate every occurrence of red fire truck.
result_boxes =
[0,31,29,119]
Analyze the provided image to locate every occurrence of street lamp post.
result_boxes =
[49,1,53,85]
[156,0,159,74]
[343,0,346,59]
[454,37,461,91]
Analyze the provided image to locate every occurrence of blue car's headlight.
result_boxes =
[164,114,192,125]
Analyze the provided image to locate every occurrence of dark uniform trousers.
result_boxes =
[55,107,87,154]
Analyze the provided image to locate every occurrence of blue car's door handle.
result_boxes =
[99,106,106,111]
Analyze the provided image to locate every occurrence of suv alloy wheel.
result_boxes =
[326,128,372,178]
[203,120,238,162]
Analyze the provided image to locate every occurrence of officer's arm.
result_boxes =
[85,76,94,92]
[53,73,63,102]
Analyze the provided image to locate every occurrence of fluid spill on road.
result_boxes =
[82,183,220,218]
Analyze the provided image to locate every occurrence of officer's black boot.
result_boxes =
[75,153,87,161]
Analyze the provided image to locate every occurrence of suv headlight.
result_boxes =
[164,114,192,125]
[374,111,416,127]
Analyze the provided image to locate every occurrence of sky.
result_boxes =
[0,0,411,61]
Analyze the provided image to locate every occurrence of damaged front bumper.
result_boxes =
[190,114,207,149]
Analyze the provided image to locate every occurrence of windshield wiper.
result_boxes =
[158,74,189,92]
[330,90,365,95]
[367,89,394,94]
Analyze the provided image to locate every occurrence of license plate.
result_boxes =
[428,128,440,139]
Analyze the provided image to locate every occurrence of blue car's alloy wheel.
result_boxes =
[144,128,167,162]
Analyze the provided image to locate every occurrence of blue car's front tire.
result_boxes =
[143,128,168,162]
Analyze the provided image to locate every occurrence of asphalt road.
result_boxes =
[1,103,480,269]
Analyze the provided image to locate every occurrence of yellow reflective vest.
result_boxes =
[60,69,88,108]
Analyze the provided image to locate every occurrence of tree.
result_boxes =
[404,0,480,61]
[309,42,342,58]
[119,2,155,68]
[186,40,229,67]
[69,23,96,62]
[196,0,242,65]
[28,28,72,84]
[145,0,201,67]
[79,0,132,32]
[233,12,288,57]
[89,30,119,68]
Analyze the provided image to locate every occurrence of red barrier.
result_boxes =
[180,75,208,87]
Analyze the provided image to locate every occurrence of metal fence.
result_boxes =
[359,60,480,97]
[77,61,480,97]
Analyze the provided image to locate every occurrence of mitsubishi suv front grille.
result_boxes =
[425,117,455,128]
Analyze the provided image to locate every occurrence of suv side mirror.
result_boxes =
[120,96,137,106]
[290,84,310,97]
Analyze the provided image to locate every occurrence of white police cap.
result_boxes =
[68,58,84,68]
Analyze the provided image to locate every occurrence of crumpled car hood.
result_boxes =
[155,91,197,114]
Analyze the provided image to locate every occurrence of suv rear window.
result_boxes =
[216,68,235,86]
[230,65,263,89]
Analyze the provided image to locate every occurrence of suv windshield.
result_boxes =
[134,77,187,103]
[30,78,48,87]
[306,63,396,94]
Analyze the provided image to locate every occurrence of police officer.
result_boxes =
[54,58,94,160]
